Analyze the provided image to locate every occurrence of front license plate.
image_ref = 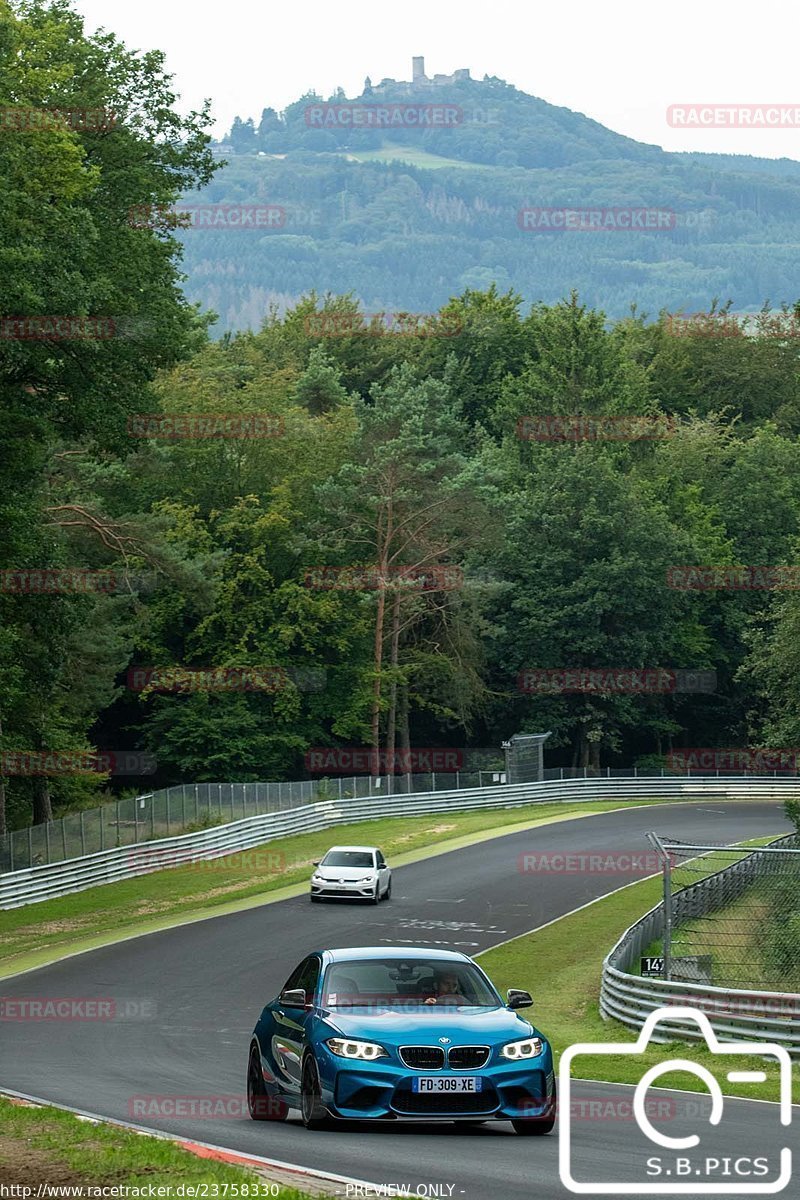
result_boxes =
[412,1077,481,1093]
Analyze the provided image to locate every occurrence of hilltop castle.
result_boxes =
[364,57,471,95]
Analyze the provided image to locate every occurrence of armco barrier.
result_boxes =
[600,834,800,1053]
[2,774,799,910]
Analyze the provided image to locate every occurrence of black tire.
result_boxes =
[247,1044,287,1121]
[512,1082,557,1136]
[370,884,380,904]
[310,894,320,903]
[301,1054,331,1130]
[382,878,392,901]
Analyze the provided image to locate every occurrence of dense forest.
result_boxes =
[170,77,800,331]
[3,2,800,836]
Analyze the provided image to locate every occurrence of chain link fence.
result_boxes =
[649,834,800,991]
[0,769,511,873]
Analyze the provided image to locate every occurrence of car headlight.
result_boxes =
[359,874,376,882]
[501,1037,544,1060]
[326,1038,388,1061]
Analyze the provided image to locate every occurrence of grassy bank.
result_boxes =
[0,1096,322,1196]
[0,799,670,976]
[478,836,798,1105]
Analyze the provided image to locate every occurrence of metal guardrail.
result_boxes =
[600,835,800,1053]
[2,774,799,910]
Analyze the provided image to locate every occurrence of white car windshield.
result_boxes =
[321,851,375,868]
[321,958,499,1007]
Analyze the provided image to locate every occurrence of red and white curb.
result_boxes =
[1,1087,379,1195]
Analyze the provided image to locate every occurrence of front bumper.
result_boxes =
[310,879,377,899]
[315,1045,555,1121]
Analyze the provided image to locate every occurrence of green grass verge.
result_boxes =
[478,837,798,1106]
[0,1096,319,1195]
[0,801,672,976]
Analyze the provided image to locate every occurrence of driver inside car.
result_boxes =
[423,968,469,1005]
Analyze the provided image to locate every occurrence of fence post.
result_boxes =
[80,811,86,856]
[663,852,673,981]
[166,792,171,836]
[62,821,68,860]
[45,821,51,864]
[194,784,199,824]
[151,797,155,839]
[100,811,105,852]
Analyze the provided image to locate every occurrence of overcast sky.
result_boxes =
[74,0,800,160]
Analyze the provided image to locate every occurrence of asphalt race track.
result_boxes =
[1,802,795,1199]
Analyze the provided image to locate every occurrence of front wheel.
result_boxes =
[382,878,392,901]
[247,1044,287,1121]
[301,1055,331,1130]
[512,1083,557,1136]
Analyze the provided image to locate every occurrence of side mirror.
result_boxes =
[507,988,533,1010]
[280,988,308,1008]
[311,860,320,867]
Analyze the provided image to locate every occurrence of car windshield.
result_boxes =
[321,958,499,1008]
[321,850,374,868]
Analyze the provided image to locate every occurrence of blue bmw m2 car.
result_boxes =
[247,946,556,1134]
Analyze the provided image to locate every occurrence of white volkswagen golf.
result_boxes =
[310,845,392,904]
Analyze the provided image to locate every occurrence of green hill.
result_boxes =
[174,73,800,332]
